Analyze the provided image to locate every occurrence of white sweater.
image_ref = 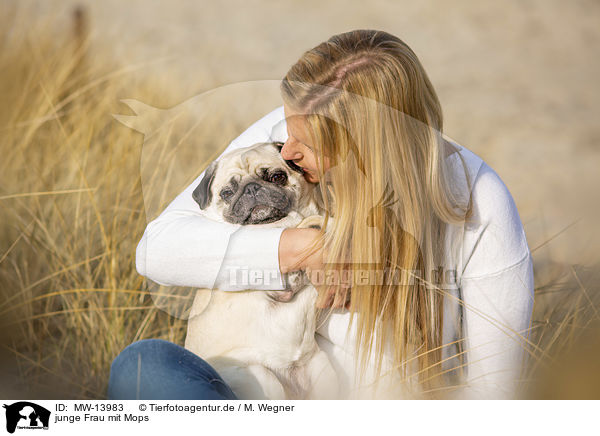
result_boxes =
[136,105,534,399]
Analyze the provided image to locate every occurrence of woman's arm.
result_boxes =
[136,105,293,291]
[455,162,535,399]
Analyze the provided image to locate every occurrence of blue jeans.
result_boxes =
[107,339,238,400]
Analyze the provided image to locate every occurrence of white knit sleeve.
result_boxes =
[135,105,290,291]
[455,162,535,399]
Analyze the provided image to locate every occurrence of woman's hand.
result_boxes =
[278,228,350,309]
[278,228,323,274]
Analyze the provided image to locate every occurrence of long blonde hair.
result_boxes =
[281,30,471,396]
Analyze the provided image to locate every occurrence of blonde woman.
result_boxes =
[108,29,534,400]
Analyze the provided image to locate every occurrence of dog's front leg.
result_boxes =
[304,350,340,400]
[212,361,287,400]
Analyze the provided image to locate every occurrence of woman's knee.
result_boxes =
[107,339,237,400]
[108,339,176,398]
[111,339,168,373]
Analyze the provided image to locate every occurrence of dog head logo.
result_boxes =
[114,81,290,319]
[3,402,50,433]
[114,80,468,318]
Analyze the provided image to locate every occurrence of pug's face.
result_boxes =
[192,142,315,225]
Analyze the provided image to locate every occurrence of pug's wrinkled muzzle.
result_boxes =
[228,182,291,224]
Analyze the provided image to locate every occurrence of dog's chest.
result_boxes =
[185,286,319,366]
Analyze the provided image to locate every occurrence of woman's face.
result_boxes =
[281,104,330,184]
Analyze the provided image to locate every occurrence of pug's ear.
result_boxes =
[192,161,218,210]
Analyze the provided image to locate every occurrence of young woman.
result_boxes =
[108,29,534,400]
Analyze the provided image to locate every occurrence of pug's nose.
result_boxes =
[243,182,261,196]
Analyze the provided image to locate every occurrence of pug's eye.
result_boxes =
[268,171,287,185]
[220,188,234,200]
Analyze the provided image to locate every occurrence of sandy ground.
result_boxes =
[7,0,600,265]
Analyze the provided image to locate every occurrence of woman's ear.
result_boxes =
[192,161,218,210]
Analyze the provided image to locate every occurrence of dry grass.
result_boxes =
[0,9,193,399]
[525,264,600,399]
[1,4,599,399]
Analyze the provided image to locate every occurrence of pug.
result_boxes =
[191,141,321,226]
[184,142,339,400]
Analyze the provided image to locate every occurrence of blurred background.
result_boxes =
[1,0,599,399]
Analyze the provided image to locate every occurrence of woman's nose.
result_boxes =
[280,140,303,161]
